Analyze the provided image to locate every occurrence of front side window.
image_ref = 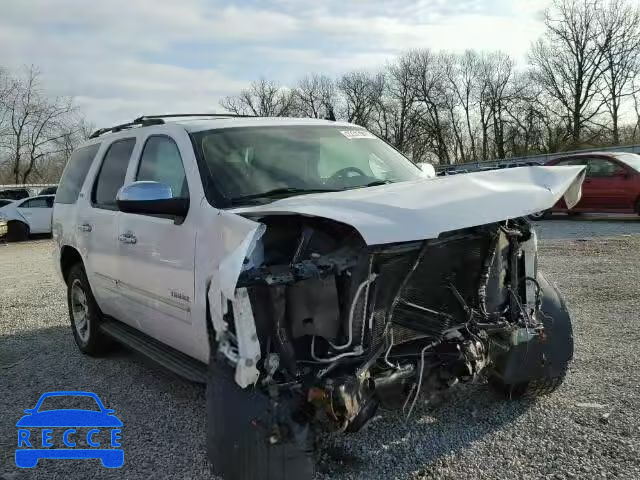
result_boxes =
[191,126,422,206]
[586,158,623,178]
[92,138,136,209]
[19,197,49,208]
[136,136,189,199]
[55,143,101,204]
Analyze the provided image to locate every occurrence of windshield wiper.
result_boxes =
[230,187,340,204]
[347,180,393,189]
[364,180,392,187]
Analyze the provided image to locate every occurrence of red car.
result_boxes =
[530,152,640,219]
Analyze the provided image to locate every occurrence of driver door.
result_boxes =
[115,132,198,358]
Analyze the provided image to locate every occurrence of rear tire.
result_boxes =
[67,263,112,356]
[6,221,29,242]
[206,359,315,480]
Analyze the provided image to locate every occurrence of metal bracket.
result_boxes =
[231,288,261,387]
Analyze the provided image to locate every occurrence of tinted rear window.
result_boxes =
[55,144,101,204]
[92,138,136,209]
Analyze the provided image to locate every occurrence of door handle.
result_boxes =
[78,223,92,232]
[118,232,137,244]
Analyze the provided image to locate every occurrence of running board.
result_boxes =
[100,319,208,384]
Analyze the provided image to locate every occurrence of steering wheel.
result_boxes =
[328,166,367,182]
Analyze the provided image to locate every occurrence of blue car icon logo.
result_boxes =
[16,391,123,468]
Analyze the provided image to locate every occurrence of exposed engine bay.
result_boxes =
[211,214,550,434]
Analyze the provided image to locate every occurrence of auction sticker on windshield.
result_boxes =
[339,129,376,139]
[15,391,123,468]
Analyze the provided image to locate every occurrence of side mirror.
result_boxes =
[116,181,189,217]
[24,409,35,414]
[416,162,436,178]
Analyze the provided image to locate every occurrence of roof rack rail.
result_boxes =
[88,118,165,139]
[88,113,258,139]
[134,113,257,121]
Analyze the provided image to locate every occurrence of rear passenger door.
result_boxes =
[80,138,136,319]
[16,197,52,233]
[115,133,198,357]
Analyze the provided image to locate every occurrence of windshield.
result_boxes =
[613,153,640,172]
[191,125,422,206]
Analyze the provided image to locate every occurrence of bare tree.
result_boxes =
[22,97,77,183]
[0,66,79,183]
[633,78,640,140]
[295,74,336,119]
[33,118,91,183]
[485,52,516,158]
[336,71,385,126]
[529,0,608,146]
[220,78,297,117]
[598,0,640,144]
[372,53,420,155]
[0,67,15,131]
[445,51,480,161]
[408,50,452,164]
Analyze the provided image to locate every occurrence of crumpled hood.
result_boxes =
[232,165,585,245]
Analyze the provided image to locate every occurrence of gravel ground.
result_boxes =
[1,220,639,479]
[532,214,640,240]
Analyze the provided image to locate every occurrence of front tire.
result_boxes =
[206,359,315,480]
[67,263,111,356]
[489,273,572,399]
[489,374,566,399]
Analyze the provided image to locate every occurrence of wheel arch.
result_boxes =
[60,245,84,284]
[7,218,28,227]
[7,219,30,232]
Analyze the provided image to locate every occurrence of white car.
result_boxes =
[0,194,54,241]
[53,114,585,480]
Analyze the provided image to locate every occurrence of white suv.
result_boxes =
[53,114,585,480]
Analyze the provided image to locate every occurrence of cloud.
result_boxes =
[0,0,551,126]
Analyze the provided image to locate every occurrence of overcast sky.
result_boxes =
[1,0,551,127]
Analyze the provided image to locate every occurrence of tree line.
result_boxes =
[0,66,91,184]
[221,0,640,165]
[2,0,640,184]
